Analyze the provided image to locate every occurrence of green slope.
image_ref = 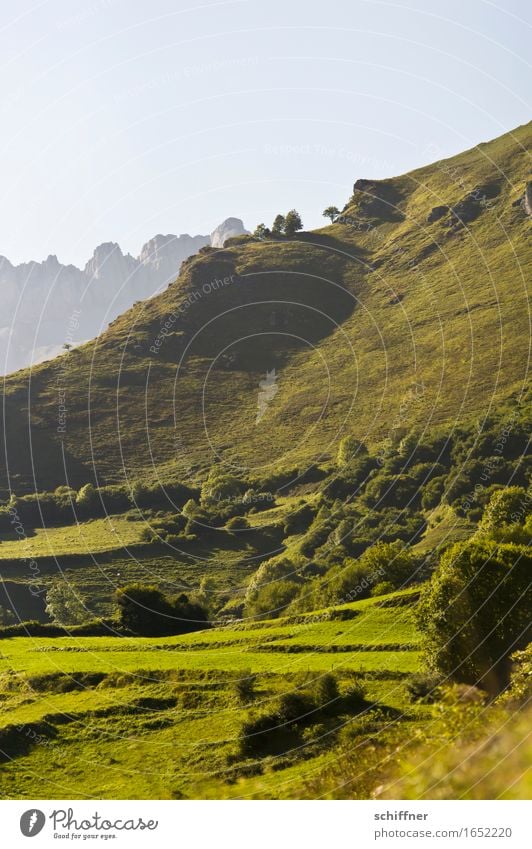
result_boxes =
[1,122,530,497]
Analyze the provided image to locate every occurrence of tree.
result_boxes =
[284,209,303,236]
[45,580,88,625]
[272,214,285,235]
[253,223,271,239]
[323,206,340,223]
[75,483,98,511]
[245,579,300,619]
[337,435,367,467]
[479,486,528,534]
[359,541,420,587]
[115,583,208,636]
[417,541,531,693]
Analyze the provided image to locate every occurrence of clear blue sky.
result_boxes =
[1,0,530,266]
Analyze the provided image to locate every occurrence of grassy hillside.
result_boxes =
[0,126,529,801]
[1,123,530,496]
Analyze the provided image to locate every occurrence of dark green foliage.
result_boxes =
[239,673,368,758]
[405,673,443,703]
[421,475,446,510]
[253,223,271,239]
[371,581,396,597]
[291,541,422,612]
[323,206,340,223]
[284,209,303,236]
[283,503,315,535]
[417,541,532,693]
[271,214,285,235]
[245,580,300,619]
[363,473,421,509]
[45,581,89,625]
[115,583,208,636]
[479,486,529,532]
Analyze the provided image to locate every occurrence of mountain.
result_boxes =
[0,124,530,497]
[0,218,248,374]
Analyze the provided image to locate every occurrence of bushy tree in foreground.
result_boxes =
[417,541,531,693]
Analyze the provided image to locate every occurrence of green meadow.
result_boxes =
[0,124,530,800]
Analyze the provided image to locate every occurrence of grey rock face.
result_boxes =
[210,217,248,247]
[0,218,247,374]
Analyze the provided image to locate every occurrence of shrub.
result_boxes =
[246,580,300,619]
[337,435,367,466]
[283,503,315,535]
[417,541,531,693]
[76,483,98,508]
[45,581,89,626]
[226,515,250,531]
[370,581,395,598]
[115,583,208,636]
[405,673,443,703]
[479,486,529,534]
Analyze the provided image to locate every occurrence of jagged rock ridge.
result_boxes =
[0,218,247,373]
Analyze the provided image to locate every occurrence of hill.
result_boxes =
[0,125,530,802]
[1,123,530,498]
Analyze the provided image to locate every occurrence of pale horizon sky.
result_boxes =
[0,0,530,267]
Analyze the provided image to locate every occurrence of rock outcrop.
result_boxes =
[350,179,405,222]
[210,217,249,247]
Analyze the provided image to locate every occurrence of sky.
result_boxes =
[0,0,530,267]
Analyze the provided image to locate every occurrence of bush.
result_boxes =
[115,583,208,636]
[417,541,531,693]
[479,486,529,534]
[337,436,368,466]
[246,580,300,619]
[226,515,250,531]
[283,503,315,535]
[45,581,90,626]
[405,673,443,703]
[370,581,395,598]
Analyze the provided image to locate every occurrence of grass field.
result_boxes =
[0,590,423,799]
[0,515,147,558]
